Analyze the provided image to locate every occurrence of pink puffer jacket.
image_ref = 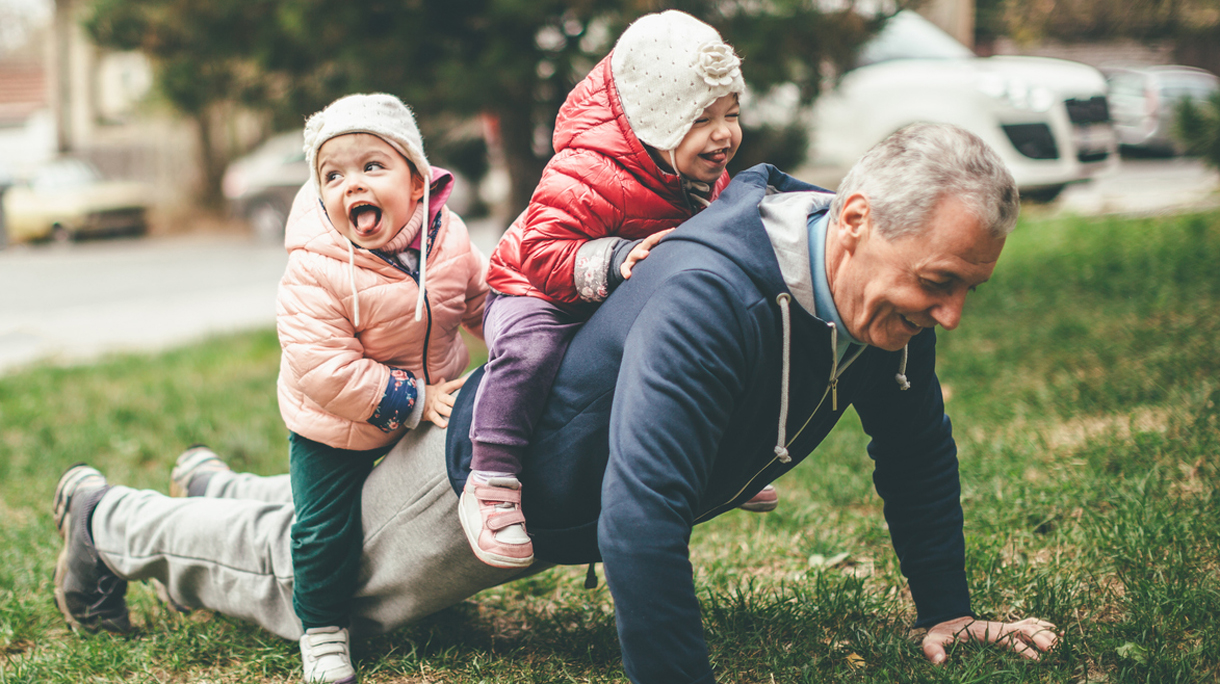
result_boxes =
[276,171,488,451]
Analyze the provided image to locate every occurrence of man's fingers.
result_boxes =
[921,639,948,665]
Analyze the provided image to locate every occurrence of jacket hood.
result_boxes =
[552,54,690,205]
[665,163,825,300]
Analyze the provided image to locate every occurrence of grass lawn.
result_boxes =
[2,208,1219,683]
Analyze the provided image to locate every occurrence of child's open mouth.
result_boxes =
[349,204,382,236]
[700,148,728,164]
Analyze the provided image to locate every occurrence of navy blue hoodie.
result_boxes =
[449,164,970,683]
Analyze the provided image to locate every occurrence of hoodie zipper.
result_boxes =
[694,307,862,524]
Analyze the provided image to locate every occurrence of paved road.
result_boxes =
[1,159,1216,375]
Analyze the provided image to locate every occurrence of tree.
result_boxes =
[979,0,1220,44]
[84,0,888,216]
[1176,92,1220,170]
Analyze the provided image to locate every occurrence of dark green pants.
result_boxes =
[288,431,391,629]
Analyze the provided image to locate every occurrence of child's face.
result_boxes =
[317,133,424,250]
[672,94,742,184]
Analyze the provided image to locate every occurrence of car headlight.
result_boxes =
[977,74,1056,112]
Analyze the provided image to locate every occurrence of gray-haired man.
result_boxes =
[53,123,1058,684]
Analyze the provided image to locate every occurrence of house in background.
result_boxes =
[0,1,198,216]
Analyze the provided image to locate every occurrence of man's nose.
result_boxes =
[930,291,967,330]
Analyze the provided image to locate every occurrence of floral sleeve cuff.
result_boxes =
[574,237,625,303]
[368,367,420,433]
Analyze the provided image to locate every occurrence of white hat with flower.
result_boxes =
[610,10,745,153]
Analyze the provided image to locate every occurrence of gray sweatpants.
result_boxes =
[91,424,537,640]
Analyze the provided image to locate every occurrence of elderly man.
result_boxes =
[53,123,1058,684]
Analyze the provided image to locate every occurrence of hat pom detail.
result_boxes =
[694,41,741,88]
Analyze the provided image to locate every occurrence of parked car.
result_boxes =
[222,130,310,243]
[2,158,149,244]
[1104,65,1220,155]
[795,10,1117,202]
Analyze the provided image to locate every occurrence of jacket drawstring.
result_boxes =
[414,182,430,321]
[896,344,911,390]
[667,149,712,209]
[773,293,792,464]
[345,236,360,328]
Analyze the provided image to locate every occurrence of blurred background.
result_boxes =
[0,0,1218,246]
[1,0,1219,370]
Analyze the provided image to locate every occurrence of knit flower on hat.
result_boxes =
[694,41,742,88]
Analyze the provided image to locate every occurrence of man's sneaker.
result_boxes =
[300,625,357,684]
[739,484,779,513]
[169,444,230,497]
[52,464,132,634]
[457,476,534,568]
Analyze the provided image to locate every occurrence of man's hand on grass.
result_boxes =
[422,376,466,428]
[922,616,1059,664]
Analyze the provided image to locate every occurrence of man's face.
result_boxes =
[828,193,1005,351]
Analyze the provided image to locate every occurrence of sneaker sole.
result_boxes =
[169,446,227,498]
[53,464,101,536]
[738,500,778,513]
[457,491,534,569]
[52,504,87,632]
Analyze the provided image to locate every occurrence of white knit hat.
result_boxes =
[303,93,434,323]
[610,10,745,153]
[303,93,430,193]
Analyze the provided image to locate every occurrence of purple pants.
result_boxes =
[469,292,586,474]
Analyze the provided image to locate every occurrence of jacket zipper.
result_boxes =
[693,321,861,523]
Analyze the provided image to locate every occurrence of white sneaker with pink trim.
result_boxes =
[458,476,534,568]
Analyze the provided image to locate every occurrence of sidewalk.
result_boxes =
[0,218,506,376]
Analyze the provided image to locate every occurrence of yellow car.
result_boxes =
[2,158,149,244]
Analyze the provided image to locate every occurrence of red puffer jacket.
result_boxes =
[486,53,729,313]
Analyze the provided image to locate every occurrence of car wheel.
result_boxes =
[50,224,72,244]
[1021,185,1066,204]
[248,199,287,243]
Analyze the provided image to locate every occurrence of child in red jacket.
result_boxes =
[460,10,774,569]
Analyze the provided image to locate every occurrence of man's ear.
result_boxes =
[835,192,871,253]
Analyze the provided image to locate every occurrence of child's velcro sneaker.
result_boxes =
[300,625,356,684]
[458,476,534,568]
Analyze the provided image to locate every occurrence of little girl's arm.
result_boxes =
[518,152,628,305]
[278,254,408,427]
[456,218,490,341]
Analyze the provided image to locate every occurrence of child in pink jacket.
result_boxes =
[275,93,487,684]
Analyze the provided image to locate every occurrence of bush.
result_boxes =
[1175,91,1220,170]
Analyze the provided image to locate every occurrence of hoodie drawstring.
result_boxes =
[414,182,431,321]
[896,344,911,390]
[773,293,792,464]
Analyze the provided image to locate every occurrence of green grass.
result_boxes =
[2,209,1219,683]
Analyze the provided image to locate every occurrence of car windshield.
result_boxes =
[856,10,974,68]
[1159,72,1219,101]
[31,159,102,191]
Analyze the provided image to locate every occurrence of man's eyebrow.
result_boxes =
[925,267,991,286]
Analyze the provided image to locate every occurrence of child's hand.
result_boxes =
[423,376,467,428]
[620,228,675,280]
